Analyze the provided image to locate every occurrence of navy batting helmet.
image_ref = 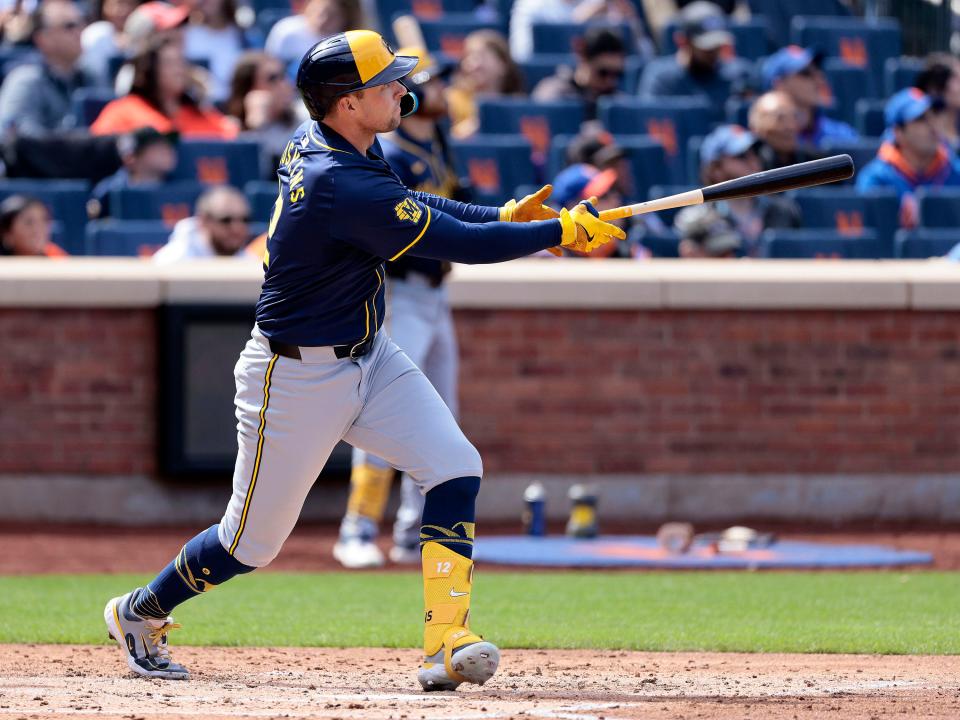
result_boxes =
[296,30,419,121]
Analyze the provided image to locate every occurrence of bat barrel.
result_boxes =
[701,154,855,203]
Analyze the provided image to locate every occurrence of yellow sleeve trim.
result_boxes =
[388,204,431,262]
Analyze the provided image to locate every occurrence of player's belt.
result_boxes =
[268,337,374,361]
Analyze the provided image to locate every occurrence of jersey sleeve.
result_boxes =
[410,190,501,224]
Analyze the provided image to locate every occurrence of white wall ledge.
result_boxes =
[0,257,957,309]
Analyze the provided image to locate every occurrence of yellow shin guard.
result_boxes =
[422,543,478,656]
[346,464,394,522]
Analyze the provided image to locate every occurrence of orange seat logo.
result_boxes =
[839,37,867,67]
[835,210,864,236]
[468,159,500,192]
[412,0,441,18]
[196,157,228,184]
[519,116,550,155]
[646,119,678,156]
[440,35,465,58]
[161,203,191,226]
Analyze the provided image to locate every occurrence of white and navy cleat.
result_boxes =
[418,627,500,691]
[104,589,189,680]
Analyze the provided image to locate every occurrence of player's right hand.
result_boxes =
[557,200,626,254]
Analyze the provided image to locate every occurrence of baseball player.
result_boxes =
[103,30,624,690]
[334,47,463,569]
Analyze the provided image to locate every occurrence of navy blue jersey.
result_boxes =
[257,121,560,347]
[381,127,458,284]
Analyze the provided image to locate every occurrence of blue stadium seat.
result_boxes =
[884,56,923,96]
[917,187,960,228]
[747,0,850,47]
[245,180,279,225]
[895,228,960,259]
[171,140,263,186]
[790,16,901,97]
[85,219,171,256]
[375,0,478,43]
[725,97,750,127]
[254,8,290,37]
[615,137,669,203]
[0,179,89,255]
[659,18,769,60]
[250,0,293,11]
[418,14,503,58]
[759,228,885,259]
[109,182,206,227]
[628,226,679,258]
[822,59,873,125]
[793,187,898,256]
[519,54,575,91]
[824,138,882,184]
[598,96,712,185]
[477,98,585,166]
[449,135,536,205]
[855,98,886,137]
[71,87,117,127]
[531,21,634,56]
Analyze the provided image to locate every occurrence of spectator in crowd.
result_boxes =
[0,0,93,134]
[674,203,740,259]
[552,163,631,257]
[106,1,191,94]
[532,26,626,121]
[0,195,67,257]
[87,127,178,219]
[762,45,858,148]
[91,35,237,137]
[857,88,960,228]
[182,0,258,103]
[226,51,298,174]
[153,185,255,262]
[265,0,363,66]
[638,1,750,114]
[509,0,652,62]
[699,124,800,255]
[565,121,633,199]
[639,0,735,40]
[81,0,143,86]
[748,90,822,170]
[914,53,960,152]
[447,29,524,138]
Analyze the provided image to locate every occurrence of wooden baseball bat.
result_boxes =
[598,154,855,222]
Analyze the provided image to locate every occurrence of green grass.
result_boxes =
[1,572,957,654]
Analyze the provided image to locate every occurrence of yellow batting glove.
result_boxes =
[499,185,560,223]
[558,200,626,254]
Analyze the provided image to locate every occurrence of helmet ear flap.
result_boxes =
[400,90,418,117]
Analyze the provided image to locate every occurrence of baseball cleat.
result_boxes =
[388,543,420,564]
[333,538,385,569]
[418,626,500,691]
[104,590,189,680]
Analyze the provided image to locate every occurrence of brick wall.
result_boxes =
[2,307,959,477]
[456,309,960,474]
[0,309,156,474]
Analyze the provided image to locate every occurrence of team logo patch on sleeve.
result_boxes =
[394,197,423,224]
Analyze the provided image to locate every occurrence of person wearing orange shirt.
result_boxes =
[91,35,237,139]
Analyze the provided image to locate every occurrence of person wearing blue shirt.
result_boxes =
[857,87,960,228]
[102,30,624,691]
[762,45,859,148]
[87,127,178,219]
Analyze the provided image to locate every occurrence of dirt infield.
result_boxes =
[1,522,959,573]
[1,645,958,720]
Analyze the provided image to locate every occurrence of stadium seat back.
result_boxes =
[917,187,960,228]
[822,59,873,125]
[724,97,750,127]
[245,180,279,226]
[171,140,263,186]
[85,219,171,256]
[71,87,117,127]
[747,0,850,47]
[449,135,536,206]
[790,16,901,96]
[531,21,634,56]
[110,182,206,226]
[895,228,960,258]
[883,56,924,96]
[520,54,575,91]
[854,98,885,137]
[793,187,898,255]
[0,179,89,255]
[477,98,585,162]
[824,137,882,183]
[628,226,679,258]
[254,8,291,37]
[759,228,884,259]
[599,96,712,184]
[615,137,668,203]
[417,14,504,58]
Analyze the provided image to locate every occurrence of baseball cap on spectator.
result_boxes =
[566,124,626,168]
[699,124,758,168]
[124,1,189,43]
[761,45,823,90]
[884,87,938,128]
[678,1,733,51]
[117,126,179,157]
[553,164,598,207]
[674,204,741,257]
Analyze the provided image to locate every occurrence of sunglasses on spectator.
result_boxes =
[209,214,250,225]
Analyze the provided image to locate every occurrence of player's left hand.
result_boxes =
[500,185,560,223]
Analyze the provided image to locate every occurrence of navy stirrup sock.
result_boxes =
[131,524,255,619]
[420,476,481,560]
